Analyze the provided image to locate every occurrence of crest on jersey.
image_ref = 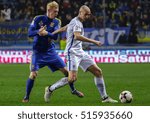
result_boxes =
[75,25,81,31]
[39,21,43,27]
[50,22,54,27]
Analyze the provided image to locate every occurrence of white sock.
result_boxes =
[49,77,68,91]
[94,77,108,99]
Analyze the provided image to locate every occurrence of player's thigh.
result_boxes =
[47,56,66,72]
[29,63,45,79]
[59,67,68,77]
[66,54,80,71]
[79,54,95,72]
[30,52,40,71]
[29,53,40,79]
[29,63,46,79]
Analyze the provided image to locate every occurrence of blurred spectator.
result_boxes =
[117,32,128,44]
[62,13,72,26]
[0,0,150,30]
[119,12,128,27]
[1,0,150,46]
[140,14,150,30]
[1,4,11,22]
[128,32,138,44]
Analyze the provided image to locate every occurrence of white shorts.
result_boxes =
[66,52,95,72]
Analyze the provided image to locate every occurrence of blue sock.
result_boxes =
[24,78,34,99]
[69,83,75,92]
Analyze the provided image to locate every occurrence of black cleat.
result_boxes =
[72,90,84,98]
[22,97,29,103]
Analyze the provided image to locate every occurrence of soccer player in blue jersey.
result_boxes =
[22,1,83,103]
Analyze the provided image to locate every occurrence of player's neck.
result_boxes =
[77,16,83,22]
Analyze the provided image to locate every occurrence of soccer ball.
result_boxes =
[119,90,133,103]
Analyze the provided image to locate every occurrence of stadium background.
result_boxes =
[0,0,150,105]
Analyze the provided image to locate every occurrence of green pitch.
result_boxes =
[0,63,149,106]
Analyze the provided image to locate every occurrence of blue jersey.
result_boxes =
[28,15,60,53]
[28,15,65,72]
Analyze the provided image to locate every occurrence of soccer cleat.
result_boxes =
[44,86,52,103]
[22,97,29,103]
[102,96,118,103]
[72,90,84,98]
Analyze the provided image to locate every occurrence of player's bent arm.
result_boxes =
[52,25,68,34]
[28,26,40,37]
[38,29,58,40]
[74,32,102,46]
[29,26,46,37]
[28,17,46,37]
[28,17,40,37]
[28,25,45,37]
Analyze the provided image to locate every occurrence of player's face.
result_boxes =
[48,7,59,19]
[81,9,91,21]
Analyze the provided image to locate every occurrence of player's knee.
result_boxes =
[29,72,38,80]
[68,78,75,83]
[68,75,77,83]
[94,68,103,77]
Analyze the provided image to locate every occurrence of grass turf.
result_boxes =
[0,63,149,106]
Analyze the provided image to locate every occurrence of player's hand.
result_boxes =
[38,25,48,36]
[95,41,102,47]
[39,30,48,36]
[39,25,46,32]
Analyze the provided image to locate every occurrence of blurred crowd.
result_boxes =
[0,0,150,29]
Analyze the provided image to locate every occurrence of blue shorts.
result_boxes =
[30,52,66,72]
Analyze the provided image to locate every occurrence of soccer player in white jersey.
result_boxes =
[46,5,118,103]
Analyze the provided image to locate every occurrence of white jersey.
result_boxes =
[65,17,95,71]
[65,17,84,55]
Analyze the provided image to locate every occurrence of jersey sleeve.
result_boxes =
[73,23,82,33]
[28,16,40,37]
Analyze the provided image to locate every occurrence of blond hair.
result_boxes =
[47,1,59,10]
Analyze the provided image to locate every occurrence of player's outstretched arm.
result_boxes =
[52,25,68,34]
[74,32,102,46]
